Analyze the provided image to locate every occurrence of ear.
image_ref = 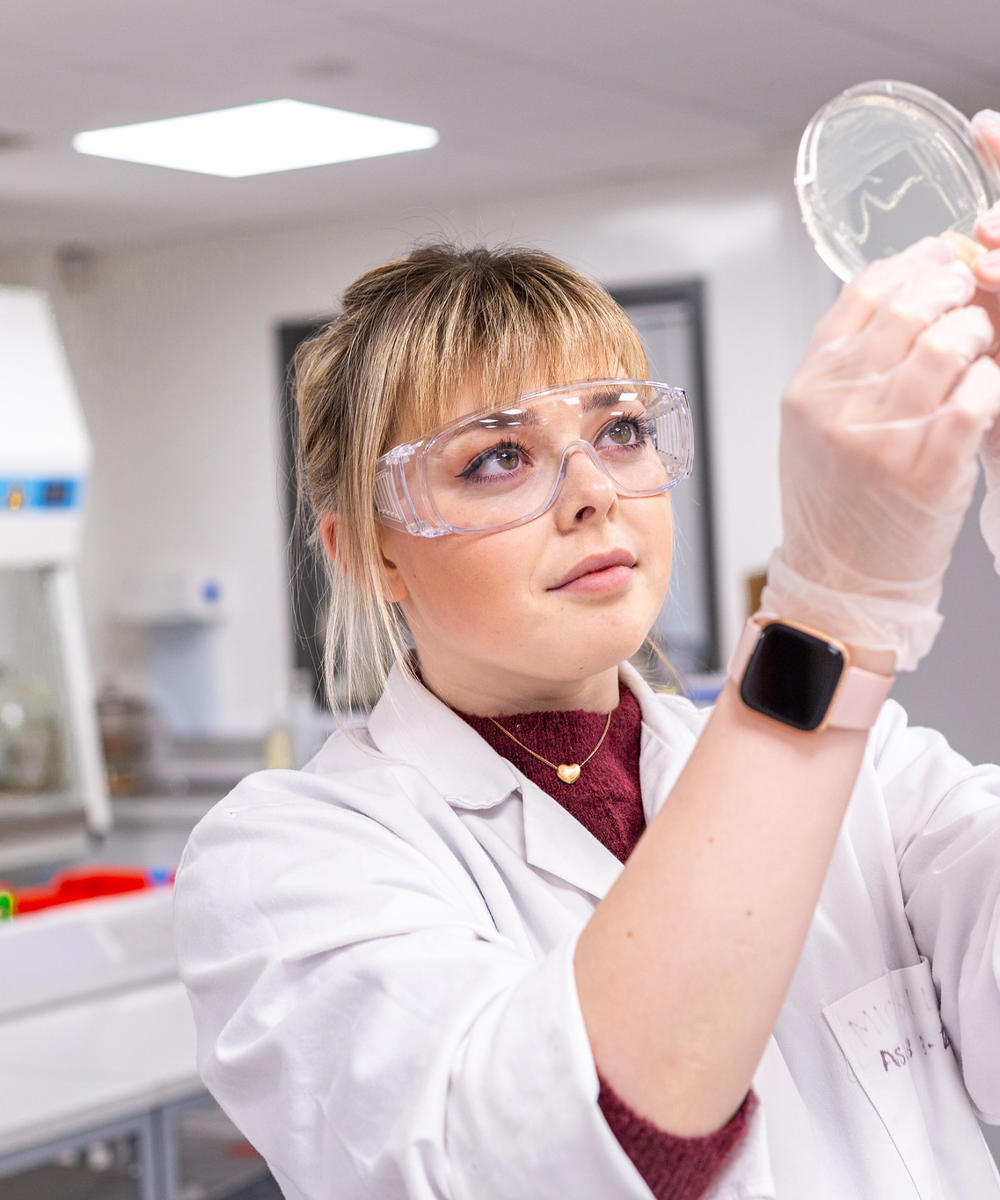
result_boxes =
[376,526,410,604]
[319,512,339,565]
[321,512,410,603]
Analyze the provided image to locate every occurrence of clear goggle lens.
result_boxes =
[375,380,693,537]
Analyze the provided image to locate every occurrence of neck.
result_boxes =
[414,657,621,716]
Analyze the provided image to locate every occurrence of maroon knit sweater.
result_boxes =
[455,681,757,1200]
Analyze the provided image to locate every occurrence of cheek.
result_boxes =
[415,538,532,630]
[643,497,674,579]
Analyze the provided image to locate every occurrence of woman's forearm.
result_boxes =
[574,666,888,1137]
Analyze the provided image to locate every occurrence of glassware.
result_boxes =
[0,665,61,794]
[96,682,159,796]
[796,80,1000,281]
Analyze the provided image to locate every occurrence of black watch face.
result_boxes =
[740,623,845,731]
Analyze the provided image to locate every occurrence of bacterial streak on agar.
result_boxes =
[848,169,957,249]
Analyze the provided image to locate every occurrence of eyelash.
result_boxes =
[601,415,654,445]
[456,415,653,482]
[458,438,532,482]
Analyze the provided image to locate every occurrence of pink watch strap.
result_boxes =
[727,618,894,730]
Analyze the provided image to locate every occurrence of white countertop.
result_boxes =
[0,975,201,1156]
[0,885,202,1158]
[0,793,218,1161]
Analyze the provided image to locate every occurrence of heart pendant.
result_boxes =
[557,763,581,784]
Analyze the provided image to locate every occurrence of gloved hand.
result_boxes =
[759,236,1000,670]
[979,446,1000,573]
[967,111,1000,572]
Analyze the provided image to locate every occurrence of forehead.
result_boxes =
[449,377,643,430]
[407,355,632,441]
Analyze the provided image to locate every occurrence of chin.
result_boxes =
[586,614,654,659]
[556,633,651,681]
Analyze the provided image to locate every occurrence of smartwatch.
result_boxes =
[727,618,894,732]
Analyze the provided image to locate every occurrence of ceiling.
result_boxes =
[3,0,1000,249]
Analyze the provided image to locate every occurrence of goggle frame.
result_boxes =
[373,378,694,538]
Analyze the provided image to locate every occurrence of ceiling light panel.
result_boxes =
[73,99,439,177]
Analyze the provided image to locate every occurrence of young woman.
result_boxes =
[174,185,1000,1196]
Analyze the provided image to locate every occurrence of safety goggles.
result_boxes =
[373,379,693,537]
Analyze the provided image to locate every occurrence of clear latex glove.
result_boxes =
[978,415,1000,571]
[980,489,1000,573]
[967,111,1000,572]
[760,237,1000,670]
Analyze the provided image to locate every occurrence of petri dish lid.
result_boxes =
[796,80,1000,281]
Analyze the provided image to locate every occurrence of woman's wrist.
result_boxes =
[758,552,944,673]
[748,609,897,677]
[729,616,894,734]
[840,644,896,675]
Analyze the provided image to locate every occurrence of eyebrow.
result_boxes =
[459,388,637,432]
[583,387,636,411]
[471,409,539,432]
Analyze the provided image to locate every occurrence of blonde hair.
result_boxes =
[292,243,649,711]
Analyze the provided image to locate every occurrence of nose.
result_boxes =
[550,440,619,528]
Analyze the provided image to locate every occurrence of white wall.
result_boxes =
[2,150,838,734]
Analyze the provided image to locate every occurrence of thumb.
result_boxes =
[971,110,1000,174]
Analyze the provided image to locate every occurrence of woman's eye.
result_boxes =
[490,447,522,470]
[597,416,649,448]
[459,440,529,481]
[607,420,636,445]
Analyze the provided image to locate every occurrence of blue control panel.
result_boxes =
[1,478,84,511]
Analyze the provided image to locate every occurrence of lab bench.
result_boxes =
[1,794,281,1199]
[0,1092,281,1200]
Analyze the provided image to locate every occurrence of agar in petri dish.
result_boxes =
[796,80,1000,281]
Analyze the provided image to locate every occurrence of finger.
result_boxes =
[969,112,1000,273]
[918,357,1000,495]
[972,203,1000,252]
[971,110,1000,185]
[806,237,957,348]
[968,288,1000,356]
[881,305,995,419]
[853,258,977,372]
[971,246,1000,291]
[942,230,987,265]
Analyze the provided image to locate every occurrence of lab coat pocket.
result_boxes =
[823,957,1000,1200]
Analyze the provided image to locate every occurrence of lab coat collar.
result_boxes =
[366,663,524,808]
[366,661,697,900]
[624,661,703,826]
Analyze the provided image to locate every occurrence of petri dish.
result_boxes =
[796,80,1000,281]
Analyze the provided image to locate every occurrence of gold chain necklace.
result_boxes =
[486,710,613,784]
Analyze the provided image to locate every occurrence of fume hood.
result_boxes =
[0,284,108,870]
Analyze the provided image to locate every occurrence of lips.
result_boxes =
[551,549,636,590]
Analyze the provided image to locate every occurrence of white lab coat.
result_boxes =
[173,662,1000,1200]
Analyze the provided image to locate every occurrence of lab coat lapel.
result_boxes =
[519,775,625,900]
[369,666,625,898]
[517,682,697,897]
[517,661,696,901]
[367,661,695,901]
[391,696,627,898]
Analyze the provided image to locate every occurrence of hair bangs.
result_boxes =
[381,254,649,446]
